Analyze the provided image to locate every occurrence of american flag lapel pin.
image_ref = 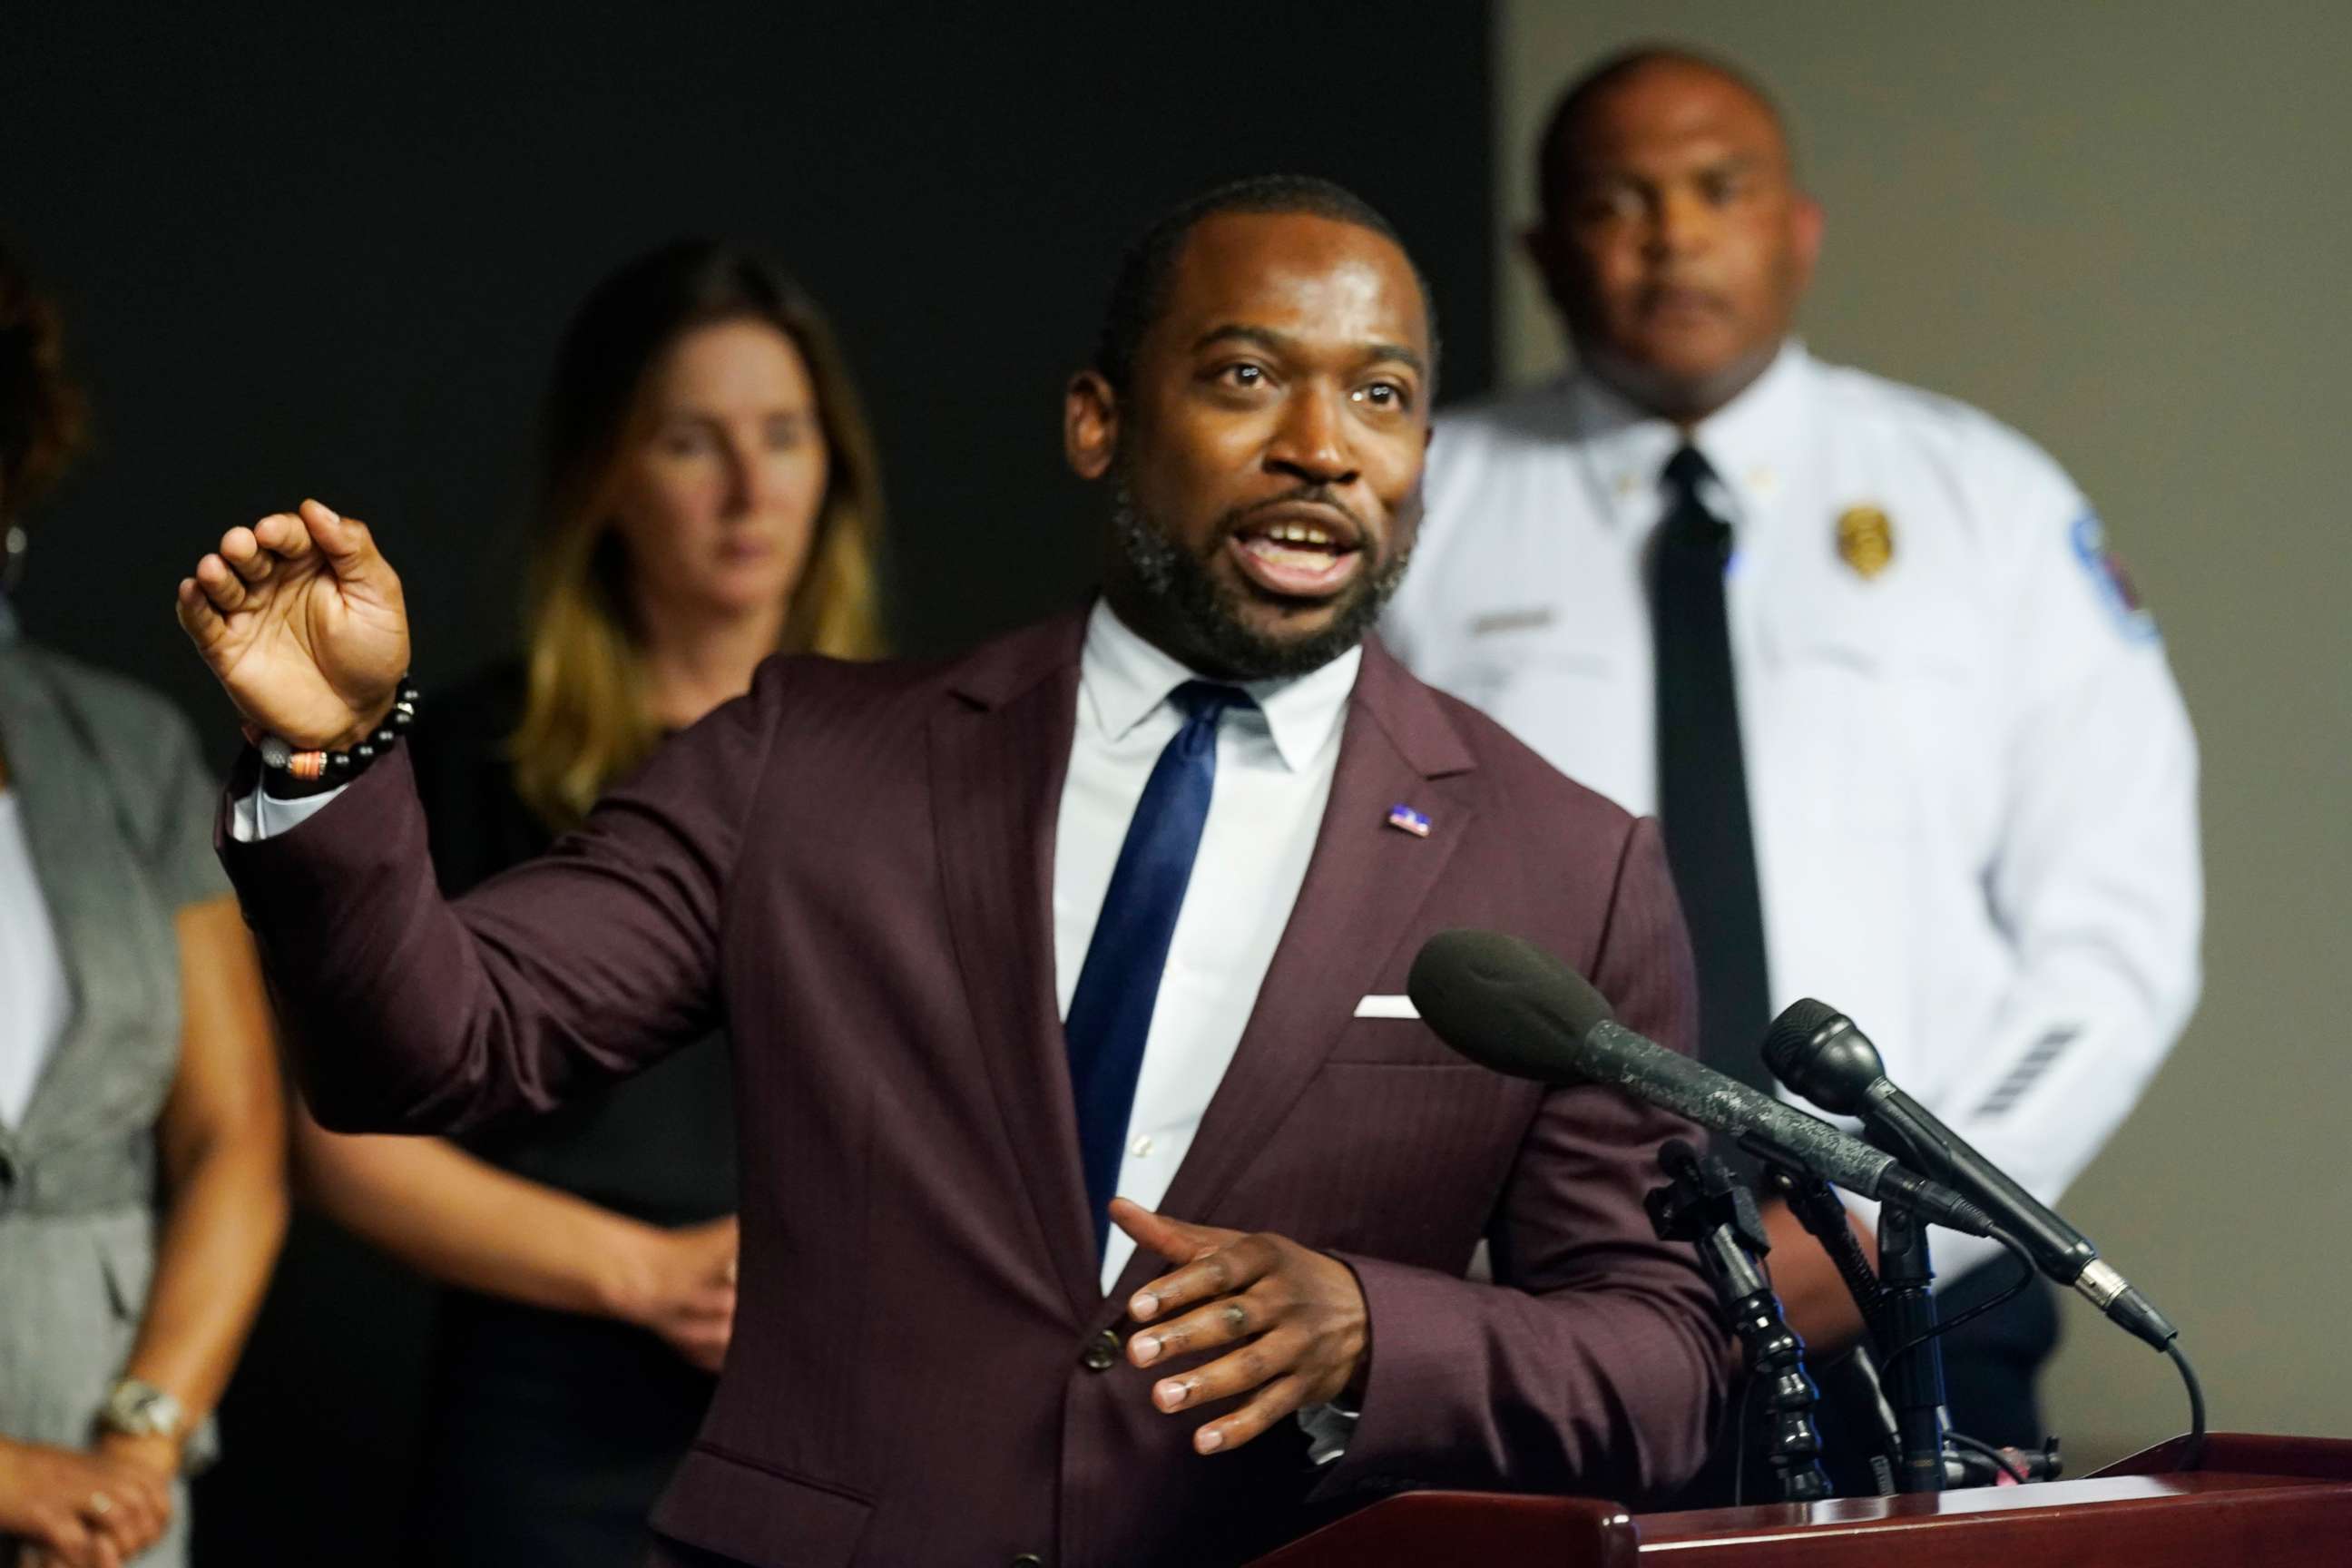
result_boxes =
[1386,802,1432,838]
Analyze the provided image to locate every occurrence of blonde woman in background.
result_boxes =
[245,240,887,1566]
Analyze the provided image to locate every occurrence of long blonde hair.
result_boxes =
[512,240,887,829]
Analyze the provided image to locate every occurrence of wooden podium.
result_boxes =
[1246,1434,2352,1566]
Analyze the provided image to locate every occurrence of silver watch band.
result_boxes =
[100,1377,186,1442]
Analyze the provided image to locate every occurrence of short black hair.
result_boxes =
[0,237,86,522]
[1092,173,1438,396]
[1535,45,1792,222]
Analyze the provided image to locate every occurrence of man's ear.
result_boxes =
[1065,369,1119,481]
[1789,194,1826,294]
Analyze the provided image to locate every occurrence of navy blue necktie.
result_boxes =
[1063,680,1252,1256]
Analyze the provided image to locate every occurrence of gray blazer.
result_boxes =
[0,619,228,1563]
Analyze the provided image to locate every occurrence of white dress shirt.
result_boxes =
[237,602,1362,1297]
[1055,601,1358,1291]
[1386,342,2202,1279]
[0,789,74,1128]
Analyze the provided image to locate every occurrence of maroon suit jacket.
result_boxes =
[221,612,1727,1567]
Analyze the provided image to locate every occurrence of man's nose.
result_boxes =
[1267,385,1358,485]
[1645,186,1715,261]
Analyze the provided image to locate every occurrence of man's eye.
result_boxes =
[1577,187,1644,225]
[1354,382,1410,411]
[1220,364,1267,388]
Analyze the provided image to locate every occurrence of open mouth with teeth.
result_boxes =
[1225,510,1367,602]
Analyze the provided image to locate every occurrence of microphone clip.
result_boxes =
[1646,1140,1830,1504]
[1645,1139,1772,1258]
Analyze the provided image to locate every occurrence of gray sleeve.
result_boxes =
[152,709,233,908]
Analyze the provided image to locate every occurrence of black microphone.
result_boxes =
[1406,930,1994,1237]
[1762,999,2178,1352]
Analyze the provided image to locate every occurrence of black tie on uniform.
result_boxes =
[1651,446,1775,1095]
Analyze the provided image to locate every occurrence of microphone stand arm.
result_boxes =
[1767,1168,2058,1495]
[1875,1202,1947,1494]
[1647,1142,1830,1504]
[1766,1164,1904,1494]
[1768,1165,1886,1337]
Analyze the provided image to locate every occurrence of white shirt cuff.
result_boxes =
[1297,1398,1359,1466]
[228,781,348,842]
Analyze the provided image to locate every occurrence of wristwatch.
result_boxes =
[99,1377,186,1443]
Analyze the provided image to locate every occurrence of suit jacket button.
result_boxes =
[1080,1328,1121,1372]
[1012,1555,1045,1566]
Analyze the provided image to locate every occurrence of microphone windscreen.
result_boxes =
[1761,997,1877,1113]
[1760,997,1843,1080]
[1406,928,1614,1083]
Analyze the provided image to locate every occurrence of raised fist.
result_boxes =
[175,498,411,750]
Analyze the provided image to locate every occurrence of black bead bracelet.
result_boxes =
[256,674,420,788]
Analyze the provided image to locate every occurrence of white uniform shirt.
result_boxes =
[1385,342,2202,1279]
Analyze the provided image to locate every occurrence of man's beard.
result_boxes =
[1110,471,1415,681]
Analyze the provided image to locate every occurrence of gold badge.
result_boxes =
[1836,505,1894,580]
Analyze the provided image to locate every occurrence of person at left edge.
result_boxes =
[0,240,287,1566]
[176,177,1727,1568]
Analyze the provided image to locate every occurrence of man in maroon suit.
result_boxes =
[177,177,1728,1567]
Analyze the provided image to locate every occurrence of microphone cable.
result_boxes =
[1874,1228,2208,1476]
[1945,1430,2031,1485]
[1876,1226,2038,1377]
[2167,1340,2208,1470]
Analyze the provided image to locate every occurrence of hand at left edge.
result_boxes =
[1110,1197,1367,1456]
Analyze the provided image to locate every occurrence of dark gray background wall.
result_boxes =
[1,5,1494,761]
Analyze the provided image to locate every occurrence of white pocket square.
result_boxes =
[1353,995,1420,1020]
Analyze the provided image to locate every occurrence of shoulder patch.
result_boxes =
[2070,513,2159,642]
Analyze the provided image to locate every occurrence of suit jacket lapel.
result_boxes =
[928,612,1101,1320]
[1118,640,1478,1299]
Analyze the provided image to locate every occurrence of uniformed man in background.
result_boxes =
[1384,45,2201,1477]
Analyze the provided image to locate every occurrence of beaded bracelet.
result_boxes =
[249,674,420,785]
